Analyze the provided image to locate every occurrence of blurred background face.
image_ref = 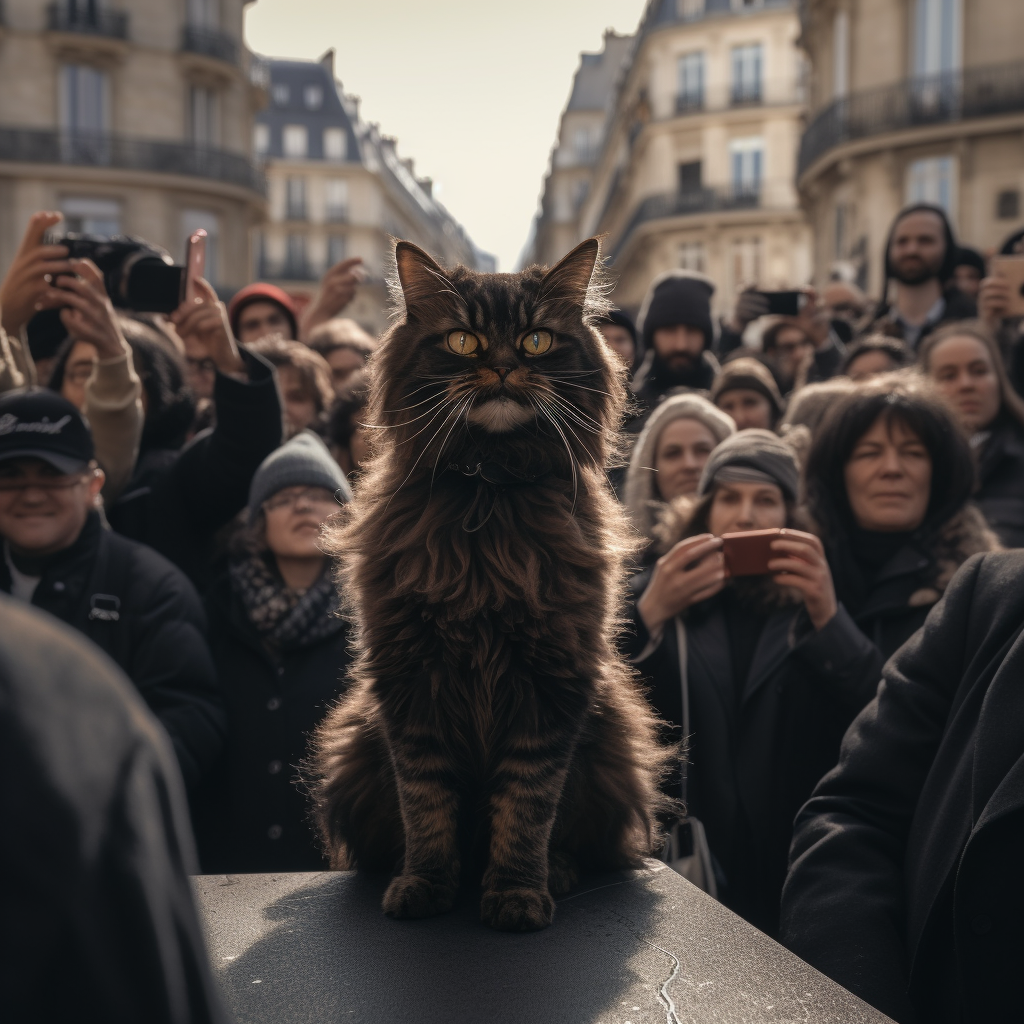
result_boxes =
[888,211,946,285]
[823,282,866,323]
[61,341,99,411]
[927,334,1001,434]
[237,301,293,345]
[952,264,983,300]
[707,480,786,536]
[597,324,635,367]
[715,388,773,431]
[277,366,319,437]
[652,325,704,373]
[843,415,932,532]
[325,346,367,397]
[652,417,717,502]
[0,458,102,555]
[262,485,336,561]
[845,350,900,382]
[769,325,814,380]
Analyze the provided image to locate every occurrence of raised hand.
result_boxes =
[300,256,366,339]
[171,276,245,377]
[0,211,72,336]
[637,533,726,634]
[978,275,1011,329]
[768,529,838,630]
[41,258,129,361]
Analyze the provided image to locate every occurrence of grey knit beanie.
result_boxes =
[623,393,736,537]
[697,428,799,501]
[247,430,352,521]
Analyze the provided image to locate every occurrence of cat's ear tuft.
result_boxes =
[394,241,454,321]
[538,238,605,316]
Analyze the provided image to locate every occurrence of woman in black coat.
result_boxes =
[195,431,353,873]
[780,549,1024,1024]
[625,431,883,936]
[803,374,1000,661]
[918,320,1024,548]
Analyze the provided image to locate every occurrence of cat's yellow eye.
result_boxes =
[445,330,483,357]
[520,329,553,356]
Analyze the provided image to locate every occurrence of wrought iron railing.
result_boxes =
[46,2,128,37]
[609,184,762,263]
[798,61,1024,177]
[181,25,237,65]
[0,127,265,193]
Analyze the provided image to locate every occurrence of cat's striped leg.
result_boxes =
[381,723,461,920]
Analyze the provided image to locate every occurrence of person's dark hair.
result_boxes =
[325,382,369,450]
[47,317,195,454]
[952,246,986,277]
[248,337,334,414]
[804,374,975,540]
[840,335,913,376]
[881,203,959,303]
[999,227,1024,256]
[918,320,1024,432]
[306,318,377,360]
[761,318,814,354]
[721,347,788,394]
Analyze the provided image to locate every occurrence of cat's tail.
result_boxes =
[302,678,404,872]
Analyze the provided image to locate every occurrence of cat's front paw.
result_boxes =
[382,874,455,919]
[480,887,555,931]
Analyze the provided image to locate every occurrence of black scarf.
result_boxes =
[229,555,343,654]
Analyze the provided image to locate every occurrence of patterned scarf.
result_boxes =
[229,555,344,654]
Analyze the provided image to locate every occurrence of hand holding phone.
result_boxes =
[989,256,1024,317]
[721,529,783,576]
[183,229,207,305]
[637,533,726,634]
[754,291,805,317]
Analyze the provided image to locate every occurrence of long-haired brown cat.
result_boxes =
[308,238,672,931]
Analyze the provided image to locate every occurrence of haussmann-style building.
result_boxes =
[0,0,267,291]
[529,0,811,320]
[253,51,493,336]
[797,0,1024,293]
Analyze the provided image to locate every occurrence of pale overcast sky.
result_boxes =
[244,0,647,269]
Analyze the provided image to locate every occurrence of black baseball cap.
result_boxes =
[0,388,94,474]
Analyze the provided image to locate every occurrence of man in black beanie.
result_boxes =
[867,203,976,349]
[628,270,721,431]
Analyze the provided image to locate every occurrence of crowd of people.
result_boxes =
[3,199,1024,1021]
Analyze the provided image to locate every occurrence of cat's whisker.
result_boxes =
[541,391,604,433]
[550,379,614,398]
[391,393,463,448]
[430,393,476,489]
[531,396,578,512]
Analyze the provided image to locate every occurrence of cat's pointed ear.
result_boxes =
[538,238,601,313]
[395,240,455,322]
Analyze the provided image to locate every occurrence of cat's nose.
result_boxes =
[494,367,512,383]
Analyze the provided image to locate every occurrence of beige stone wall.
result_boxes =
[0,0,263,289]
[799,0,1024,294]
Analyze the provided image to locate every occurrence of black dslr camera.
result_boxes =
[28,233,187,355]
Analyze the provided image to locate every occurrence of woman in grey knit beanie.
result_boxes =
[624,392,735,540]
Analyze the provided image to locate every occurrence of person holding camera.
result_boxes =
[0,388,223,792]
[623,430,882,936]
[0,212,144,501]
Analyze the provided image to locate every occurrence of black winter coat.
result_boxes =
[194,573,352,873]
[780,551,1024,1024]
[973,417,1024,548]
[0,595,228,1024]
[108,349,283,592]
[625,575,882,936]
[0,513,223,790]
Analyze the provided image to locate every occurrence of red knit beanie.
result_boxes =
[228,283,299,339]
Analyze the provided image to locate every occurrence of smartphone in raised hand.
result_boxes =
[990,255,1024,317]
[720,528,784,577]
[182,229,207,305]
[754,290,804,317]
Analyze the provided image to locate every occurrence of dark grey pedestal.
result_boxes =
[193,862,892,1023]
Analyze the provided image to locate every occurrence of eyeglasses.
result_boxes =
[186,357,217,375]
[263,487,338,512]
[0,473,87,492]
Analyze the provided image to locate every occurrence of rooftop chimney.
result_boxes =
[319,49,335,79]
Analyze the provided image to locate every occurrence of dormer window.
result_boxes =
[271,83,290,107]
[304,84,323,110]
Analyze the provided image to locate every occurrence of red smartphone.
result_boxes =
[182,229,207,304]
[720,528,783,577]
[990,255,1024,317]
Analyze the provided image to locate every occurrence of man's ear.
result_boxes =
[88,464,105,504]
[395,241,457,322]
[538,238,600,313]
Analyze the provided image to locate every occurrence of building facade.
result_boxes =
[530,0,810,320]
[798,0,1024,295]
[0,0,266,291]
[523,31,634,270]
[254,52,492,336]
